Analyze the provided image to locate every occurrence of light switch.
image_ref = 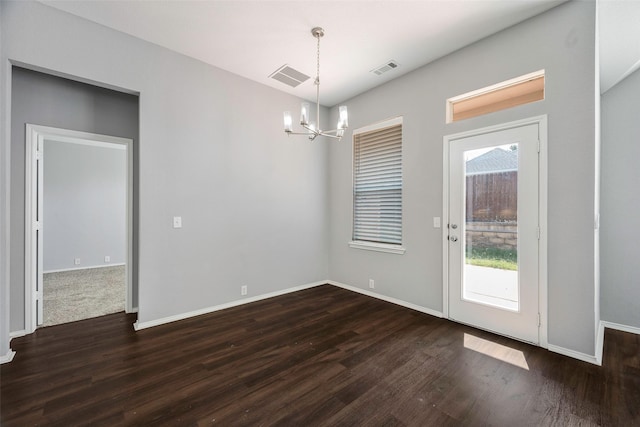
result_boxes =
[173,216,182,229]
[433,217,441,228]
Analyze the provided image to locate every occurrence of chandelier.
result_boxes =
[283,27,348,141]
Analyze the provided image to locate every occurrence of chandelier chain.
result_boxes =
[316,34,321,86]
[282,26,347,141]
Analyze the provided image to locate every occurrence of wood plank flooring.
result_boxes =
[2,284,639,426]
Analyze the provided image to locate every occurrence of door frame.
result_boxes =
[442,115,548,348]
[24,124,134,334]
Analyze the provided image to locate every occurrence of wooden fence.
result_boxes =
[466,171,517,222]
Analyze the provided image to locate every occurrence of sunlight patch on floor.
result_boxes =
[464,333,529,370]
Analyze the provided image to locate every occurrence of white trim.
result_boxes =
[43,135,127,150]
[596,320,640,365]
[0,349,16,364]
[442,115,548,348]
[442,135,450,319]
[134,281,327,331]
[538,116,549,348]
[133,280,444,332]
[352,115,403,135]
[348,241,406,255]
[43,263,126,274]
[596,321,605,366]
[600,321,640,335]
[24,125,38,333]
[9,330,27,339]
[443,115,548,142]
[24,125,135,333]
[26,125,133,146]
[328,280,444,318]
[548,344,600,366]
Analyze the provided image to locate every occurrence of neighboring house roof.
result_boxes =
[466,148,518,175]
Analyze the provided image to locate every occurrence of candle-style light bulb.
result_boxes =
[300,102,310,126]
[338,105,349,129]
[283,111,293,133]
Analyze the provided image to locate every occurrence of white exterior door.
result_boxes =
[447,123,540,344]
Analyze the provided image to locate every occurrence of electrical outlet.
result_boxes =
[104,256,111,263]
[369,279,375,289]
[241,285,248,296]
[74,258,81,265]
[433,217,441,228]
[173,216,182,229]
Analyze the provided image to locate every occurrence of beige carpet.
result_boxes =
[43,265,126,327]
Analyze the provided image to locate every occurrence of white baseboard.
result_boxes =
[596,320,640,365]
[327,280,444,319]
[0,349,16,364]
[134,280,327,331]
[548,344,600,366]
[13,277,636,370]
[600,320,640,335]
[10,329,27,339]
[44,263,126,274]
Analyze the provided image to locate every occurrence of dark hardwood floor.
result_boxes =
[2,284,639,426]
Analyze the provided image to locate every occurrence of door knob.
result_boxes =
[451,224,458,229]
[450,236,458,242]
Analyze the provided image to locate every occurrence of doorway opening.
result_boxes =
[442,116,548,346]
[24,125,134,332]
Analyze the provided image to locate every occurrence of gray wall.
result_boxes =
[0,0,602,359]
[1,1,10,360]
[600,68,640,328]
[43,140,127,272]
[1,1,329,339]
[328,1,598,355]
[9,67,139,331]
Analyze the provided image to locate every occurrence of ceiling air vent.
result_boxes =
[371,60,399,76]
[269,64,310,88]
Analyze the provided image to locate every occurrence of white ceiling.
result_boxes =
[39,0,638,105]
[599,0,640,93]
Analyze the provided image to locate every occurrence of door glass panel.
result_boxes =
[463,143,518,311]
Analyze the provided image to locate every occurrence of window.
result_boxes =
[447,70,545,123]
[350,117,405,254]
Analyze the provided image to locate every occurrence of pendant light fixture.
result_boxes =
[283,27,348,141]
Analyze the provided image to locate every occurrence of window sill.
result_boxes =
[348,241,406,255]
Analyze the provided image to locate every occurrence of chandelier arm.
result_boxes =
[283,27,346,142]
[301,123,319,134]
[286,131,315,136]
[286,129,341,140]
[318,132,342,140]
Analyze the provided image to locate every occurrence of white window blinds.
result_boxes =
[353,119,403,245]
